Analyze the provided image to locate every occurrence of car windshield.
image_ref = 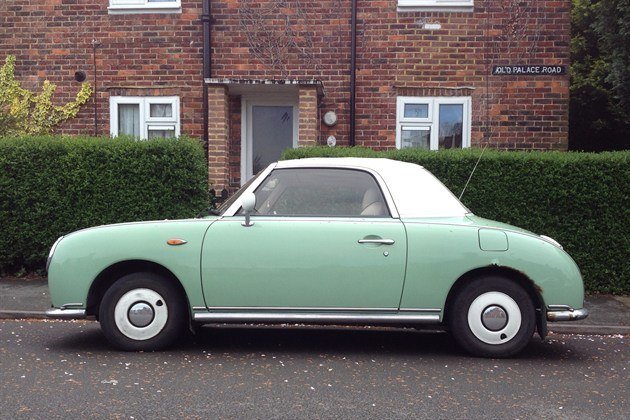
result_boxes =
[215,171,263,216]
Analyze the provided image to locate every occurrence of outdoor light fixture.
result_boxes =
[323,110,338,127]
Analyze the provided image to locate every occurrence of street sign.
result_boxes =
[492,65,567,76]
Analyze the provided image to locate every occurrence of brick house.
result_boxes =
[1,0,570,191]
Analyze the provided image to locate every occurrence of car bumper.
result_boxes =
[546,307,589,322]
[46,307,87,320]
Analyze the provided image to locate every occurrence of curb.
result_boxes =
[0,310,48,320]
[548,324,630,336]
[0,310,628,336]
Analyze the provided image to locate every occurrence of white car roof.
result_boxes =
[275,157,422,172]
[276,158,469,218]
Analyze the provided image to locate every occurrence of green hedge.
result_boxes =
[0,136,209,272]
[283,147,630,294]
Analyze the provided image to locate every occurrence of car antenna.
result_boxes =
[459,144,488,200]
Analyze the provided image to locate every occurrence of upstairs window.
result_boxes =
[108,0,181,14]
[110,96,180,139]
[396,97,471,150]
[398,0,473,11]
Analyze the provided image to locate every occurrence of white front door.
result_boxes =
[241,98,298,184]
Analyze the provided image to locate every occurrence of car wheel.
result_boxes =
[448,276,536,358]
[99,272,187,351]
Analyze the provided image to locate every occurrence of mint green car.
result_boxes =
[46,158,588,357]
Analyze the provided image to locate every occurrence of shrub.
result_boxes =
[282,147,630,294]
[0,136,209,272]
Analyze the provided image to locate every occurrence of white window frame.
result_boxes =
[110,96,180,140]
[398,0,473,12]
[399,126,432,149]
[397,98,432,123]
[396,96,471,150]
[108,0,181,15]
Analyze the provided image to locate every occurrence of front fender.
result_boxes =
[47,219,215,310]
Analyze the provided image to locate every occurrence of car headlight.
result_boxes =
[540,235,563,249]
[46,236,64,272]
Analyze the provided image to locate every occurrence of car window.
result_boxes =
[217,171,263,216]
[251,168,390,217]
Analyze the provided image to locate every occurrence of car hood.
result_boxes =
[62,217,221,239]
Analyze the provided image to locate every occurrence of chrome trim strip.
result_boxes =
[546,308,589,322]
[60,303,84,309]
[197,307,442,313]
[401,308,442,313]
[46,236,64,272]
[547,304,573,311]
[540,235,563,249]
[221,217,402,223]
[193,312,441,324]
[201,306,399,312]
[46,308,87,320]
[358,239,395,245]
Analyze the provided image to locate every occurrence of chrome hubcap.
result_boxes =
[128,302,155,328]
[114,288,168,341]
[481,305,508,331]
[467,291,522,345]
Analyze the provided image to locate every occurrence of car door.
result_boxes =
[200,167,407,310]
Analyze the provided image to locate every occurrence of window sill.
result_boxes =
[397,5,474,13]
[108,5,182,15]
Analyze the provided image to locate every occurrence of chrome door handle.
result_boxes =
[358,239,395,245]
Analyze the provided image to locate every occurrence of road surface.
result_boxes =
[0,320,627,419]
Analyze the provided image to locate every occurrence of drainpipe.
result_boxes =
[91,39,101,136]
[349,0,357,147]
[202,0,212,158]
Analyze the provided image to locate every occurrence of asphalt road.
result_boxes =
[0,320,627,419]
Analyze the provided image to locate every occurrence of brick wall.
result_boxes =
[2,0,570,151]
[298,86,319,147]
[211,0,353,148]
[211,0,570,150]
[0,0,205,138]
[207,85,229,190]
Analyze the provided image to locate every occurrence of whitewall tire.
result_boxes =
[448,276,536,358]
[99,272,187,351]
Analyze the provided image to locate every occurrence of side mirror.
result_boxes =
[241,192,256,227]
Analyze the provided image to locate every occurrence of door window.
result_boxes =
[252,105,294,174]
[250,168,390,217]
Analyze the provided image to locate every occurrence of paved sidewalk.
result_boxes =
[0,277,50,319]
[0,276,628,335]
